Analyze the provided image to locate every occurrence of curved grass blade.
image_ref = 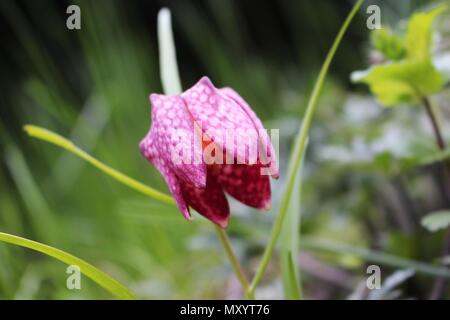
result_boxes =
[280,142,307,299]
[249,0,364,294]
[23,125,175,206]
[285,252,300,299]
[0,232,138,300]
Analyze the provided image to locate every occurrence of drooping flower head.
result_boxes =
[140,76,278,227]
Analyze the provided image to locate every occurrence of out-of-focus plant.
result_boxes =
[352,4,450,299]
[352,5,447,107]
[371,28,406,62]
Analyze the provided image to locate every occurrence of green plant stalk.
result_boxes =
[423,97,446,150]
[284,252,301,299]
[215,225,253,299]
[249,0,364,295]
[281,142,307,299]
[0,232,138,300]
[157,8,252,298]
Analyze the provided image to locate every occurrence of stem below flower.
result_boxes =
[214,226,254,299]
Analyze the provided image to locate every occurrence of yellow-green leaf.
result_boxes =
[352,59,444,106]
[371,27,406,61]
[406,5,447,60]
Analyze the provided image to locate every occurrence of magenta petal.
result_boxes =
[181,76,256,165]
[180,172,230,227]
[141,94,206,189]
[210,163,271,210]
[149,157,191,220]
[220,87,279,178]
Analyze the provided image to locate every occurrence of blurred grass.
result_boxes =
[0,0,449,299]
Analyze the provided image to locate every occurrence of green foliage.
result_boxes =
[371,28,406,61]
[421,211,450,232]
[352,59,444,106]
[405,5,448,61]
[353,5,447,107]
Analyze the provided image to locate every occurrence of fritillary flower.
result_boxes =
[140,76,278,227]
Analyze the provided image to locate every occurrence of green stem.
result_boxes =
[423,97,446,150]
[249,0,364,295]
[281,141,308,299]
[215,226,254,299]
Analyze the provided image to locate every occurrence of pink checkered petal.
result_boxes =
[148,157,191,220]
[210,163,271,210]
[180,172,230,227]
[141,94,206,189]
[181,76,256,165]
[220,87,279,178]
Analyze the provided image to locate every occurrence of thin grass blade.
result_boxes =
[0,232,138,300]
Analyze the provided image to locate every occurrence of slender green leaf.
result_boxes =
[281,143,307,299]
[23,125,175,206]
[0,232,138,300]
[282,252,301,300]
[158,8,182,95]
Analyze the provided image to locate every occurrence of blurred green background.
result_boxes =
[1,0,449,299]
